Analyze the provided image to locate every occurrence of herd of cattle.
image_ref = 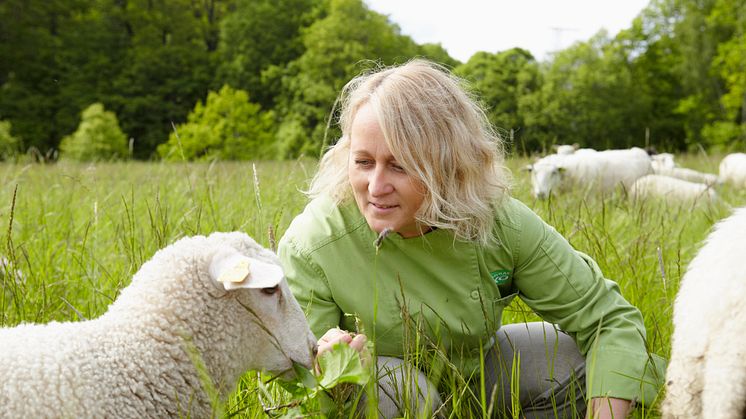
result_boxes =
[524,145,746,203]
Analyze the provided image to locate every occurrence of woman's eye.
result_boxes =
[391,164,405,173]
[261,285,279,295]
[354,159,373,167]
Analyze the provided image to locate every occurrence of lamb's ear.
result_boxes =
[209,248,284,291]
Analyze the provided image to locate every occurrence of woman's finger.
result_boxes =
[317,328,353,356]
[349,333,367,352]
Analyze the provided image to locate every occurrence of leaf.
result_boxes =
[317,343,370,389]
[293,361,319,389]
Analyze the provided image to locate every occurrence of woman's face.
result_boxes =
[348,103,427,238]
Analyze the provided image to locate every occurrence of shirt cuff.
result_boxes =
[585,347,667,405]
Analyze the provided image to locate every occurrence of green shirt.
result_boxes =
[278,195,664,403]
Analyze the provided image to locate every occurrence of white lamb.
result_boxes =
[650,153,676,172]
[553,143,579,155]
[630,174,717,204]
[526,147,652,199]
[662,207,746,419]
[653,165,719,186]
[719,152,746,188]
[0,231,316,418]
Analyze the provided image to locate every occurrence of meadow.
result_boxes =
[2,153,745,418]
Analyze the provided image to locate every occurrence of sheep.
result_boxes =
[552,144,597,156]
[662,207,746,419]
[650,152,676,172]
[653,166,720,186]
[629,174,717,204]
[719,152,746,188]
[526,147,652,199]
[553,143,579,155]
[0,231,316,418]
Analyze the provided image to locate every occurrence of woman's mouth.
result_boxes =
[372,203,396,209]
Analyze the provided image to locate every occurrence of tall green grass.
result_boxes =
[1,155,745,417]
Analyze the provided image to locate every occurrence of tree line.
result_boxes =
[0,0,744,161]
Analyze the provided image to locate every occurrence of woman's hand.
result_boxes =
[315,328,368,373]
[317,327,367,357]
[587,397,632,419]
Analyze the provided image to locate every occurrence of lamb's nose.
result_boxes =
[312,344,319,357]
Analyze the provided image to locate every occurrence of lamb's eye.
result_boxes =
[261,285,279,295]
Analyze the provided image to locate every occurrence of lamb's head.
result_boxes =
[203,232,317,380]
[651,152,676,171]
[525,161,566,200]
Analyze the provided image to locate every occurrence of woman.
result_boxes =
[278,59,663,418]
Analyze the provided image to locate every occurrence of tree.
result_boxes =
[673,0,730,147]
[0,0,225,158]
[271,0,421,158]
[617,1,688,151]
[108,0,223,158]
[705,0,746,149]
[455,48,541,152]
[59,103,129,161]
[217,0,320,109]
[418,43,461,68]
[0,0,95,154]
[158,85,275,161]
[523,32,650,151]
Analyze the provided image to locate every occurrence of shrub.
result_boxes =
[0,120,22,160]
[158,85,276,161]
[59,103,129,161]
[701,121,746,152]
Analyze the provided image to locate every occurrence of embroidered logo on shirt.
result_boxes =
[490,269,511,285]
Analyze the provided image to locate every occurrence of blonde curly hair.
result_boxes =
[307,59,511,245]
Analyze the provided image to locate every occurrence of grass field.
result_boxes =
[2,154,745,417]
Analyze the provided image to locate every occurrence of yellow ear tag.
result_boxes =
[219,259,251,284]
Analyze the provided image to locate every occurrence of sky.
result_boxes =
[363,0,651,62]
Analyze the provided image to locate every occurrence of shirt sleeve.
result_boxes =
[509,204,665,404]
[277,237,342,340]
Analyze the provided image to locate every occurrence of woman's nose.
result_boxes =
[368,168,394,196]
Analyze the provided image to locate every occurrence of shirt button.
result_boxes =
[470,290,480,300]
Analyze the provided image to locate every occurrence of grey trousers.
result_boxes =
[367,322,586,418]
[483,322,587,418]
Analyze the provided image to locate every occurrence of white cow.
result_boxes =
[527,147,652,199]
[719,153,746,188]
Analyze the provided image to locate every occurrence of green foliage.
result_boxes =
[269,343,370,417]
[0,120,21,160]
[271,0,424,158]
[524,31,655,151]
[59,103,129,161]
[2,0,746,157]
[616,6,687,150]
[158,86,276,161]
[418,43,462,68]
[455,48,540,151]
[710,0,746,138]
[701,121,746,151]
[107,0,222,158]
[217,0,320,109]
[0,0,219,158]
